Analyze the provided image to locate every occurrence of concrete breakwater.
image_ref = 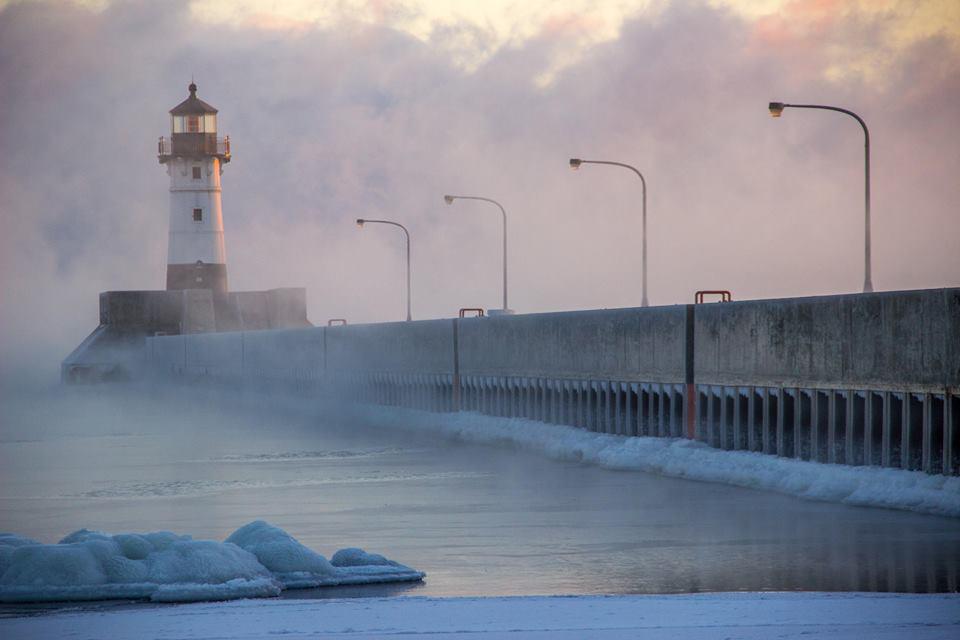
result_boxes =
[146,288,960,476]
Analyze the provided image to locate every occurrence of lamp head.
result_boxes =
[356,218,365,227]
[569,158,582,169]
[768,102,785,117]
[443,195,455,205]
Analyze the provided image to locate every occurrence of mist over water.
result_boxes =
[1,1,959,624]
[2,377,958,598]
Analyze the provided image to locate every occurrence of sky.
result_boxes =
[0,0,958,370]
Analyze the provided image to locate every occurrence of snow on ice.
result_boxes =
[354,406,960,518]
[3,592,958,639]
[0,520,423,603]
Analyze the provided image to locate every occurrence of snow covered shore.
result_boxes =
[351,406,960,518]
[2,592,957,639]
[0,521,423,603]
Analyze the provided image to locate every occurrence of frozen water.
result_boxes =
[3,592,959,639]
[0,521,423,603]
[354,406,960,518]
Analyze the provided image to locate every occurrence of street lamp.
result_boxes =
[356,218,412,321]
[443,194,510,312]
[768,101,874,293]
[568,158,649,307]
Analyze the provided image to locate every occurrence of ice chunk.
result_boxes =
[151,577,282,602]
[0,533,41,577]
[225,520,338,588]
[0,527,279,603]
[330,547,426,585]
[225,521,425,588]
[0,521,423,604]
[0,533,41,548]
[331,548,394,567]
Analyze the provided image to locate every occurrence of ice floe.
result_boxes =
[226,521,424,589]
[0,520,423,603]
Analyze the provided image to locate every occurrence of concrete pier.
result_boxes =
[145,287,960,476]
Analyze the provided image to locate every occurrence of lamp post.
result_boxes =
[356,218,412,321]
[443,194,510,312]
[768,101,874,293]
[569,158,649,307]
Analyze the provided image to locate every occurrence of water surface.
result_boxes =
[1,383,957,597]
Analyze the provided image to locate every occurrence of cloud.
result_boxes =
[741,0,960,86]
[0,0,958,374]
[186,0,653,74]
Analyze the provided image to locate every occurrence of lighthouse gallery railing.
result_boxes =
[158,135,230,160]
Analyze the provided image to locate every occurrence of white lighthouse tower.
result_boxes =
[158,82,231,293]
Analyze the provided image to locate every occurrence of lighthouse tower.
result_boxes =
[158,82,231,293]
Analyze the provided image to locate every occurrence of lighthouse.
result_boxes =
[61,82,312,383]
[158,82,231,293]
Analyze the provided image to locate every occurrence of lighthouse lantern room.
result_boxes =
[158,82,231,293]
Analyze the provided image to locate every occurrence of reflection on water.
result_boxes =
[0,383,957,597]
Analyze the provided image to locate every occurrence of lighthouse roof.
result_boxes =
[169,82,218,115]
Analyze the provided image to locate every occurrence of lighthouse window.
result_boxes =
[192,166,202,180]
[187,116,200,133]
[193,208,203,222]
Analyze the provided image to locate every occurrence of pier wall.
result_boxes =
[694,289,959,390]
[146,288,959,475]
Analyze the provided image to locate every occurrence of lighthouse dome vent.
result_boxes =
[170,82,218,115]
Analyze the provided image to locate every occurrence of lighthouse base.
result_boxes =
[167,262,228,293]
[61,287,312,384]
